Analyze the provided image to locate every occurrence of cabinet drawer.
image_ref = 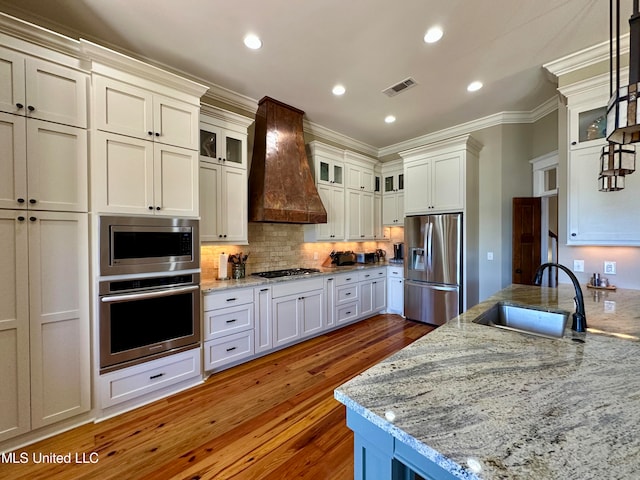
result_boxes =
[358,268,385,281]
[203,303,253,340]
[336,284,358,305]
[336,302,359,324]
[203,331,254,371]
[335,273,359,286]
[271,277,323,298]
[203,287,254,310]
[387,266,404,278]
[100,348,201,408]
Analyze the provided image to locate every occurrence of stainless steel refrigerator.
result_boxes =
[404,213,462,325]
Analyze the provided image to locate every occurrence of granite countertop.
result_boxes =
[200,262,396,293]
[335,283,640,480]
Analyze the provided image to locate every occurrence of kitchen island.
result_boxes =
[335,284,640,479]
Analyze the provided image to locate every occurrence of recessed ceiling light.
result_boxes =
[424,27,444,44]
[467,81,483,92]
[243,34,262,50]
[332,84,346,96]
[385,115,396,124]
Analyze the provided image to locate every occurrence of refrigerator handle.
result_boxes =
[427,222,433,268]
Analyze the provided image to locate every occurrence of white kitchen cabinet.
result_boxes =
[254,286,272,354]
[346,189,374,241]
[382,192,404,226]
[271,278,324,347]
[387,266,404,315]
[346,162,375,192]
[567,143,640,245]
[93,131,198,217]
[199,113,248,169]
[324,276,337,329]
[373,193,388,240]
[334,273,360,326]
[93,75,199,150]
[1,107,87,214]
[202,287,255,372]
[358,268,387,317]
[200,161,247,242]
[0,46,87,128]
[560,75,640,245]
[0,210,90,441]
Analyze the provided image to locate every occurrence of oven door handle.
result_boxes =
[100,285,199,303]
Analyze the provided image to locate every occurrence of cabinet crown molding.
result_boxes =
[80,39,208,99]
[399,134,483,162]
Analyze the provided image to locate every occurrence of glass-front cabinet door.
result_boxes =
[384,171,404,194]
[199,125,246,169]
[318,160,343,186]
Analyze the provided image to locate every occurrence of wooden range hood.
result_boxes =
[248,97,327,224]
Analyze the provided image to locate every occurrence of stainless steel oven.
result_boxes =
[99,215,199,276]
[99,272,201,372]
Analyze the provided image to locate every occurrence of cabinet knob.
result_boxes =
[156,206,161,210]
[571,233,577,237]
[17,216,25,221]
[29,216,36,222]
[148,131,154,136]
[223,234,227,238]
[16,103,24,109]
[571,141,577,146]
[148,206,154,210]
[27,105,35,112]
[17,198,25,204]
[29,198,36,204]
[155,132,160,137]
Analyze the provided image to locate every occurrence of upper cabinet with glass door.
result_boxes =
[383,169,404,194]
[565,80,609,150]
[199,109,249,170]
[308,141,344,187]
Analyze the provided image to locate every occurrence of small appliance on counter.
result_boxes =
[356,252,379,264]
[389,242,404,264]
[323,251,357,267]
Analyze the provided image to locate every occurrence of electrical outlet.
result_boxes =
[487,252,494,260]
[313,252,319,260]
[573,260,584,272]
[604,261,616,274]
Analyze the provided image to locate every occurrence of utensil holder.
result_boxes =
[232,264,245,279]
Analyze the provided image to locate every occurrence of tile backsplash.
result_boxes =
[201,223,404,281]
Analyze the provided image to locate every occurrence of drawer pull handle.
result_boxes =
[346,311,352,315]
[226,319,237,324]
[226,297,237,302]
[226,346,237,352]
[149,373,165,380]
[260,288,269,292]
[346,277,352,281]
[345,292,351,296]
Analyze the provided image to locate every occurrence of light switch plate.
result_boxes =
[573,260,584,272]
[604,261,616,274]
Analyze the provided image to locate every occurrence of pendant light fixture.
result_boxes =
[600,0,639,190]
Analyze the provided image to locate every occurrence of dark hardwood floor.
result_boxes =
[0,314,434,480]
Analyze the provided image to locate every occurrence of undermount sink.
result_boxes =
[473,302,569,339]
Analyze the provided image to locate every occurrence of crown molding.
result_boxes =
[544,33,629,78]
[0,12,80,58]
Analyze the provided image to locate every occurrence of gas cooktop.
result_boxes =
[251,268,321,279]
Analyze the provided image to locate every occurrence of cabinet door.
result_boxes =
[0,112,27,210]
[568,144,640,245]
[431,152,463,211]
[222,166,247,242]
[0,211,30,442]
[373,194,385,240]
[27,119,88,212]
[25,58,87,128]
[388,277,404,315]
[223,129,247,168]
[154,94,199,150]
[404,161,431,215]
[360,191,374,239]
[94,76,154,140]
[29,211,90,428]
[359,280,374,317]
[300,290,324,338]
[153,143,198,217]
[254,287,272,354]
[0,46,26,116]
[372,278,387,312]
[272,295,300,347]
[383,193,403,226]
[325,277,336,329]
[346,189,361,240]
[93,131,154,215]
[199,162,222,241]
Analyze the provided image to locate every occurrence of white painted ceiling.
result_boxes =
[0,0,629,150]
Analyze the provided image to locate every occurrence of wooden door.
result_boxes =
[512,197,541,285]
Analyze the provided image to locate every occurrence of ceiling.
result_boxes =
[0,0,629,150]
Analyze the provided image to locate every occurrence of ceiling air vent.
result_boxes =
[382,77,418,97]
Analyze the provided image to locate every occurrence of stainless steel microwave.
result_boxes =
[99,215,199,276]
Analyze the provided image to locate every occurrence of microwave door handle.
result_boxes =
[101,285,199,303]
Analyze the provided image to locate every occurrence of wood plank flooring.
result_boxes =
[0,315,434,480]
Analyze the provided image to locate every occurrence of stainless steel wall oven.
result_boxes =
[98,215,201,373]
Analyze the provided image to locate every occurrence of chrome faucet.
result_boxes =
[533,262,587,333]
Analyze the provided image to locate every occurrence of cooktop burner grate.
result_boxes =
[251,267,321,279]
